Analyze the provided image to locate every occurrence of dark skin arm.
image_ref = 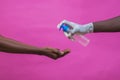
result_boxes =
[0,35,70,59]
[94,16,120,32]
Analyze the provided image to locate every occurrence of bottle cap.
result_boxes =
[59,23,70,32]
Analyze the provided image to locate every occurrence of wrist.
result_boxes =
[26,48,44,55]
[83,23,94,33]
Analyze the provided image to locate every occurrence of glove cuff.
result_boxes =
[83,23,94,33]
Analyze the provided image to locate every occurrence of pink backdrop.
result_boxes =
[0,0,120,80]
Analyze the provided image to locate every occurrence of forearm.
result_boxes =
[93,16,120,32]
[0,35,70,59]
[0,35,42,54]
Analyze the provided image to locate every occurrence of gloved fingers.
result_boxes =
[63,32,75,41]
[57,20,77,29]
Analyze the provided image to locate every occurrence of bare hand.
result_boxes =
[40,47,70,59]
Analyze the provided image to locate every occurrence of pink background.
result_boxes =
[0,0,120,80]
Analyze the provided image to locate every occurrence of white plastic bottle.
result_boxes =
[58,23,90,46]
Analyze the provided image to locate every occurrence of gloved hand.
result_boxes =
[57,20,94,37]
